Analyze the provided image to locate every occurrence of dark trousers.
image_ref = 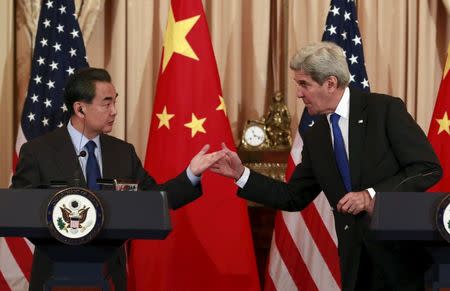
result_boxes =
[354,242,428,291]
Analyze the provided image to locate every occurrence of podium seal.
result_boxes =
[436,194,450,243]
[46,187,104,245]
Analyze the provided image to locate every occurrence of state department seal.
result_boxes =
[46,187,104,245]
[436,194,450,243]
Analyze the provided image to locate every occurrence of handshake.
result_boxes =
[188,143,244,180]
[192,142,375,216]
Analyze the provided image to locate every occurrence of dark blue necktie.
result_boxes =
[330,113,351,192]
[86,140,101,191]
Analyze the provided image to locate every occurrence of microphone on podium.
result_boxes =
[393,170,441,191]
[72,109,87,187]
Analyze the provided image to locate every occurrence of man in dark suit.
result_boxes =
[211,42,442,291]
[11,67,224,290]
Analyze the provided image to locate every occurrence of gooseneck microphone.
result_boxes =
[73,111,87,187]
[393,170,441,191]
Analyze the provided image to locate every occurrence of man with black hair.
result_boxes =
[12,67,224,290]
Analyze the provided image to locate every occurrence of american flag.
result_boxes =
[0,0,88,289]
[265,0,370,290]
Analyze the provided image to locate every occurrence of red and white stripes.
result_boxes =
[265,132,341,291]
[0,126,33,291]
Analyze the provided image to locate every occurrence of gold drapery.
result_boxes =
[0,0,449,187]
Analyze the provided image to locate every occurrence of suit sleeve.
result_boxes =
[372,97,442,192]
[238,140,322,211]
[11,143,41,188]
[131,146,202,210]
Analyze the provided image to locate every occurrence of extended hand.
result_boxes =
[189,144,226,176]
[210,143,245,180]
[337,190,373,215]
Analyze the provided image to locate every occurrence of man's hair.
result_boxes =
[289,41,350,88]
[64,67,111,115]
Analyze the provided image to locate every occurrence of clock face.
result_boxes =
[244,125,265,147]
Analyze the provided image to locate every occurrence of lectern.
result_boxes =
[370,192,450,291]
[0,188,171,290]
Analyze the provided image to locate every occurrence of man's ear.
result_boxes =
[74,102,85,117]
[326,76,338,90]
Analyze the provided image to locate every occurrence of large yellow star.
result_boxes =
[162,5,200,72]
[156,106,175,129]
[184,113,206,137]
[437,112,450,135]
[216,95,227,116]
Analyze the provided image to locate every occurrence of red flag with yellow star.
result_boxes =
[127,0,260,290]
[428,43,450,191]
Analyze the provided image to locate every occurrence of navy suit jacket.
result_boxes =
[12,127,201,209]
[238,89,442,290]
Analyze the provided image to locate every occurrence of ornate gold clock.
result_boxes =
[238,91,292,182]
[241,120,269,149]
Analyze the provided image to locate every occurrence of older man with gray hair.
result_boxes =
[212,41,442,290]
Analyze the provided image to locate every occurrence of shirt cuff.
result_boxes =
[186,167,201,186]
[235,167,250,188]
[366,187,376,198]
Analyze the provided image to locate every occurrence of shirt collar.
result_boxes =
[67,120,101,154]
[328,87,350,120]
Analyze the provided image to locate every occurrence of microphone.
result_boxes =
[393,170,441,191]
[72,114,87,187]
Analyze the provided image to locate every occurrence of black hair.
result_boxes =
[64,67,111,115]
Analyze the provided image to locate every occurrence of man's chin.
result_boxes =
[306,108,318,116]
[102,127,113,134]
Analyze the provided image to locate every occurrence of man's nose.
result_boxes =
[110,104,118,115]
[296,88,304,99]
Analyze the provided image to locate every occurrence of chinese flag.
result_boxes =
[127,0,260,290]
[428,43,450,191]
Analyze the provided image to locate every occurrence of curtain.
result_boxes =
[0,0,14,188]
[1,0,449,187]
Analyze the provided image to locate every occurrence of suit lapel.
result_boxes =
[100,134,114,180]
[315,116,336,167]
[348,88,367,191]
[312,116,344,188]
[52,128,86,186]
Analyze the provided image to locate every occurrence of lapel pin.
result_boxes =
[358,119,364,124]
[308,121,315,127]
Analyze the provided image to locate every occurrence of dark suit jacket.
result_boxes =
[11,127,202,290]
[238,89,442,291]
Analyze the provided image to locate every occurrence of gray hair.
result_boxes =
[289,41,350,88]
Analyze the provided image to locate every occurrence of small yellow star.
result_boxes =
[184,113,206,137]
[156,106,175,129]
[162,5,200,72]
[216,95,227,116]
[437,112,450,135]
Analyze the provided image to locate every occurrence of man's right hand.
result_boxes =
[210,143,245,180]
[336,190,375,216]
